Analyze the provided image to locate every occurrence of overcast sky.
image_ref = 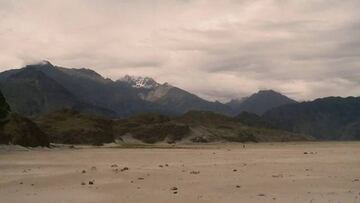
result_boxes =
[0,0,359,101]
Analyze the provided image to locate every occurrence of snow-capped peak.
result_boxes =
[119,75,160,89]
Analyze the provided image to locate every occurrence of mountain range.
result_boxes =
[0,61,293,118]
[1,61,359,141]
[0,87,311,147]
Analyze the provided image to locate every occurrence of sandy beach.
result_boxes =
[1,142,360,203]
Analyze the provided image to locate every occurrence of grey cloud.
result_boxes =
[0,0,359,101]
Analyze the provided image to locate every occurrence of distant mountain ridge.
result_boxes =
[0,61,236,117]
[0,63,117,117]
[263,96,360,140]
[226,90,297,115]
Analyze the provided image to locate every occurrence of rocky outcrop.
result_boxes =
[2,114,49,147]
[0,91,49,147]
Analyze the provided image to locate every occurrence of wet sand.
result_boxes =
[0,142,360,203]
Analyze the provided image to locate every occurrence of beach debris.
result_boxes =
[304,151,317,155]
[89,180,95,185]
[190,171,200,175]
[159,165,163,168]
[19,182,23,185]
[272,174,283,178]
[81,182,86,185]
[111,164,118,168]
[81,170,86,174]
[22,169,31,173]
[138,177,144,180]
[165,164,169,167]
[258,193,266,197]
[236,185,241,188]
[170,186,178,194]
[353,178,359,182]
[120,167,129,172]
[233,169,237,172]
[91,166,97,171]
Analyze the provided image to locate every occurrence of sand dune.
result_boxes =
[0,142,360,203]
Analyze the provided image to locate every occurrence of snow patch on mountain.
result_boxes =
[119,75,160,89]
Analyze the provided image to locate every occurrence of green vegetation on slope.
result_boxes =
[35,109,312,145]
[235,111,277,129]
[175,111,312,143]
[2,114,49,147]
[35,109,114,145]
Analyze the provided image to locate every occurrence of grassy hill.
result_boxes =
[35,109,114,145]
[35,109,313,145]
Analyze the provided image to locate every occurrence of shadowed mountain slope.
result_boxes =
[263,96,360,140]
[226,90,297,115]
[0,61,232,117]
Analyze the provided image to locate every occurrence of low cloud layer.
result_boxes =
[1,0,359,101]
